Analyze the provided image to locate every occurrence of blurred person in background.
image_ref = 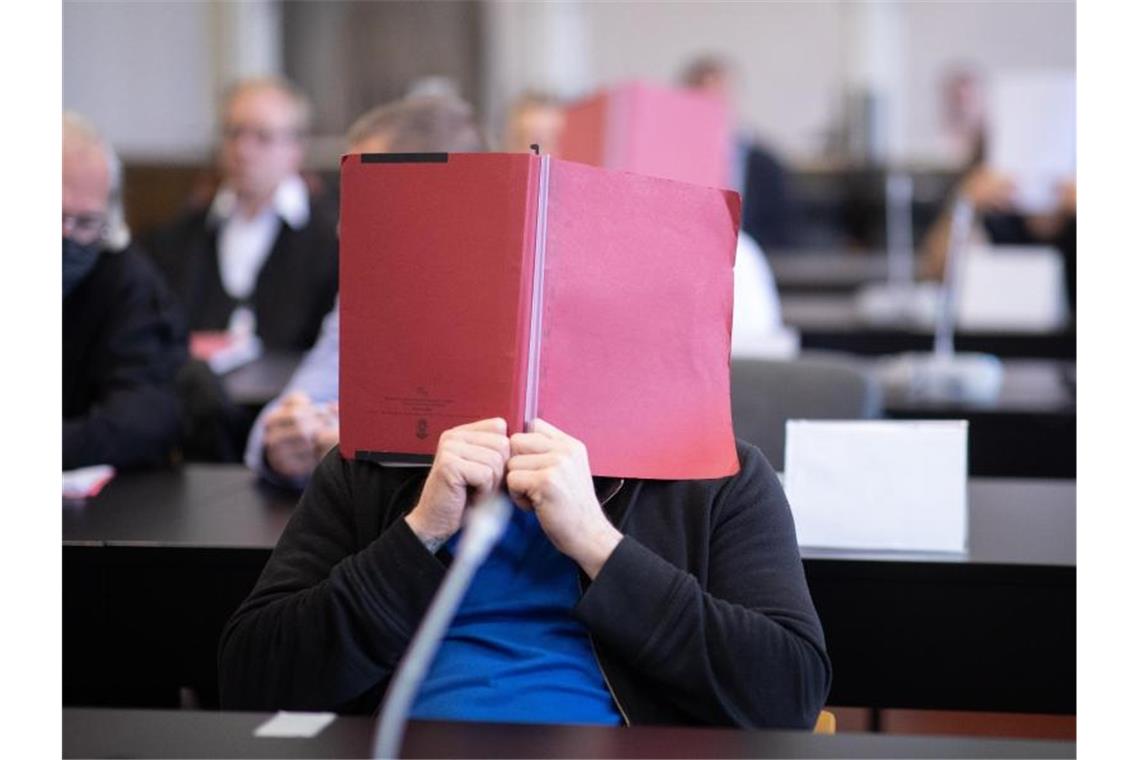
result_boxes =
[146,76,339,351]
[63,112,187,470]
[681,55,793,251]
[919,68,1076,313]
[680,56,796,357]
[938,66,988,167]
[245,94,487,489]
[504,90,565,155]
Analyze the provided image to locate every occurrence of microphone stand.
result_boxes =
[372,491,513,759]
[878,193,1003,403]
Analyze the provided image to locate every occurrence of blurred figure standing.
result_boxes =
[938,66,988,167]
[63,112,187,470]
[680,55,793,251]
[147,77,339,351]
[680,56,796,357]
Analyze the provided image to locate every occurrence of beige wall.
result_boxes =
[64,0,1075,166]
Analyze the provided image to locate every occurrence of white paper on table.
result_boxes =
[62,464,116,500]
[958,245,1069,331]
[253,711,337,739]
[987,70,1076,214]
[784,420,968,553]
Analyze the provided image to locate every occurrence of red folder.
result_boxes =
[558,82,731,190]
[339,152,740,479]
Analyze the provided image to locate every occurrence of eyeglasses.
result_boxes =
[222,123,301,147]
[62,212,107,244]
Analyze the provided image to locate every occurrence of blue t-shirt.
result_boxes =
[409,504,622,725]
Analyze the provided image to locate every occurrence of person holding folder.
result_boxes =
[220,123,831,725]
[221,411,829,727]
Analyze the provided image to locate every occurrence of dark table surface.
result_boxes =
[64,465,1074,568]
[63,708,1076,759]
[63,464,297,548]
[222,352,304,408]
[875,358,1076,478]
[880,358,1075,415]
[63,466,1074,714]
[770,251,891,294]
[783,293,1076,359]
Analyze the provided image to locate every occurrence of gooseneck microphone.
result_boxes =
[371,490,514,759]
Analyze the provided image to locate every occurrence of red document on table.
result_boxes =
[558,82,731,190]
[339,152,740,479]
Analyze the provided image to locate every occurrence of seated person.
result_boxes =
[219,417,831,726]
[680,54,794,251]
[244,94,486,488]
[920,165,1077,312]
[503,90,566,154]
[146,76,339,351]
[920,71,1075,312]
[63,112,187,469]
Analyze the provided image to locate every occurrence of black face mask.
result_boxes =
[63,237,101,298]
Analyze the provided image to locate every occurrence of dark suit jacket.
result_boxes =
[146,194,339,351]
[63,245,188,470]
[740,141,794,251]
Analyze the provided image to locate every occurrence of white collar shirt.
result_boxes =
[210,174,311,301]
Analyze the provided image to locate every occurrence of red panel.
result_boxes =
[338,153,539,460]
[560,82,731,189]
[339,151,739,479]
[538,159,741,479]
[558,93,609,167]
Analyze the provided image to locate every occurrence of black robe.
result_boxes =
[145,194,339,351]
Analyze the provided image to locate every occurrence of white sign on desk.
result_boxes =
[784,420,968,553]
[958,245,1069,332]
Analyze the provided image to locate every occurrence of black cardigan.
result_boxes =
[63,245,187,469]
[218,440,831,728]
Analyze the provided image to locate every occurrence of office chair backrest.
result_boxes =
[730,355,883,471]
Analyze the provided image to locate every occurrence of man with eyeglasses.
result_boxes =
[147,77,339,352]
[63,112,187,470]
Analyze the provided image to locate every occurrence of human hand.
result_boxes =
[312,401,340,461]
[405,418,510,550]
[1026,178,1077,240]
[1057,178,1076,217]
[264,392,329,480]
[961,166,1016,212]
[507,419,621,579]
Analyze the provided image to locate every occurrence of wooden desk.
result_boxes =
[63,708,1075,759]
[63,467,1074,714]
[783,294,1076,359]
